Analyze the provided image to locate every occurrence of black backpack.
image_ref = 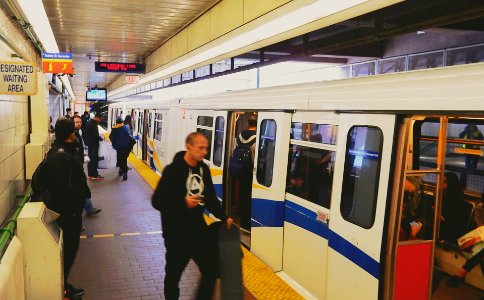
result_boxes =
[229,138,255,179]
[31,158,49,202]
[31,148,72,208]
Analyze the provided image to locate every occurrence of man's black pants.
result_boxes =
[87,146,99,177]
[56,214,82,286]
[117,147,130,175]
[164,238,217,300]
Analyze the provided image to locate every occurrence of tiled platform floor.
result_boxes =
[69,151,258,300]
[69,160,203,299]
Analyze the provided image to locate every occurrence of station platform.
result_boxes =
[68,148,303,299]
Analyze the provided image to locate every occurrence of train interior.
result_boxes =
[395,116,484,298]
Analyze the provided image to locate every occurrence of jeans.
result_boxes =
[87,146,99,177]
[84,198,94,214]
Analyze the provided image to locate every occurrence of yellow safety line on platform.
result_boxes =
[80,230,163,239]
[128,152,159,189]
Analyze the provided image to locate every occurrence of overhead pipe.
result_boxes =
[4,0,44,54]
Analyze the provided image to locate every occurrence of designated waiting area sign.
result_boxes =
[0,61,37,95]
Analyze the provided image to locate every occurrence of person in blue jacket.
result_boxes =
[109,117,133,180]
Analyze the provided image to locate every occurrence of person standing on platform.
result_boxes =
[109,117,133,180]
[459,124,483,170]
[65,107,72,118]
[45,117,90,298]
[73,115,101,216]
[152,132,233,300]
[124,115,134,135]
[85,113,104,180]
[230,113,257,230]
[80,111,90,143]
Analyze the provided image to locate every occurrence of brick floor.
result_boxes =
[69,157,200,300]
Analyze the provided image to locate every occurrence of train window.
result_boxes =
[197,116,213,127]
[213,116,225,167]
[399,174,436,241]
[154,113,162,141]
[197,128,212,160]
[341,126,383,229]
[147,113,153,139]
[415,120,484,193]
[196,115,214,160]
[291,123,338,145]
[446,122,484,193]
[257,120,277,187]
[286,144,335,209]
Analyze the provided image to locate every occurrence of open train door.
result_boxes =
[250,111,291,271]
[326,113,395,299]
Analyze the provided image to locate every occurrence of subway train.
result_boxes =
[108,62,484,299]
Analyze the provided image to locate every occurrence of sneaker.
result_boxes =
[87,208,102,216]
[127,166,132,170]
[65,283,84,297]
[88,175,104,180]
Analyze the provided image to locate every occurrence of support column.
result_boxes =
[25,71,49,179]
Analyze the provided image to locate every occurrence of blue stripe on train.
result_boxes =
[253,198,380,279]
[213,184,223,200]
[251,198,284,227]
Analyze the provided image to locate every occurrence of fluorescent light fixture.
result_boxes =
[14,0,75,98]
[111,0,368,96]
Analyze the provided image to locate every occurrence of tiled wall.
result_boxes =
[0,94,29,221]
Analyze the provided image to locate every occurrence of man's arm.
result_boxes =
[152,165,185,213]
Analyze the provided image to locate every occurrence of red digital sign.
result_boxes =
[95,62,145,74]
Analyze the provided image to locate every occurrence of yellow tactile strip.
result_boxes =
[127,149,303,299]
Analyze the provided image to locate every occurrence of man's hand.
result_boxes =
[185,195,201,209]
[226,217,233,229]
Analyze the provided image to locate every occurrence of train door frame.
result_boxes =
[141,109,150,161]
[210,111,228,205]
[326,113,396,300]
[145,109,156,169]
[390,115,484,298]
[222,111,257,247]
[250,111,292,272]
[132,109,140,157]
[280,111,339,299]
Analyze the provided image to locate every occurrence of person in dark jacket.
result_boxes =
[80,111,89,133]
[231,113,257,230]
[109,117,133,180]
[45,117,90,298]
[440,172,468,244]
[124,114,134,135]
[152,132,233,300]
[73,115,101,216]
[85,113,104,179]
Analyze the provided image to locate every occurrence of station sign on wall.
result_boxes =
[42,52,73,74]
[95,62,145,74]
[0,61,37,95]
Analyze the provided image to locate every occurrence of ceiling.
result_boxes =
[42,0,219,101]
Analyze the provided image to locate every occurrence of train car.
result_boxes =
[109,62,484,299]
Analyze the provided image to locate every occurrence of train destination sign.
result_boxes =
[95,62,145,74]
[0,61,37,95]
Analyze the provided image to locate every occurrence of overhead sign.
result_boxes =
[0,61,37,95]
[95,61,145,74]
[42,52,73,74]
[125,75,140,84]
